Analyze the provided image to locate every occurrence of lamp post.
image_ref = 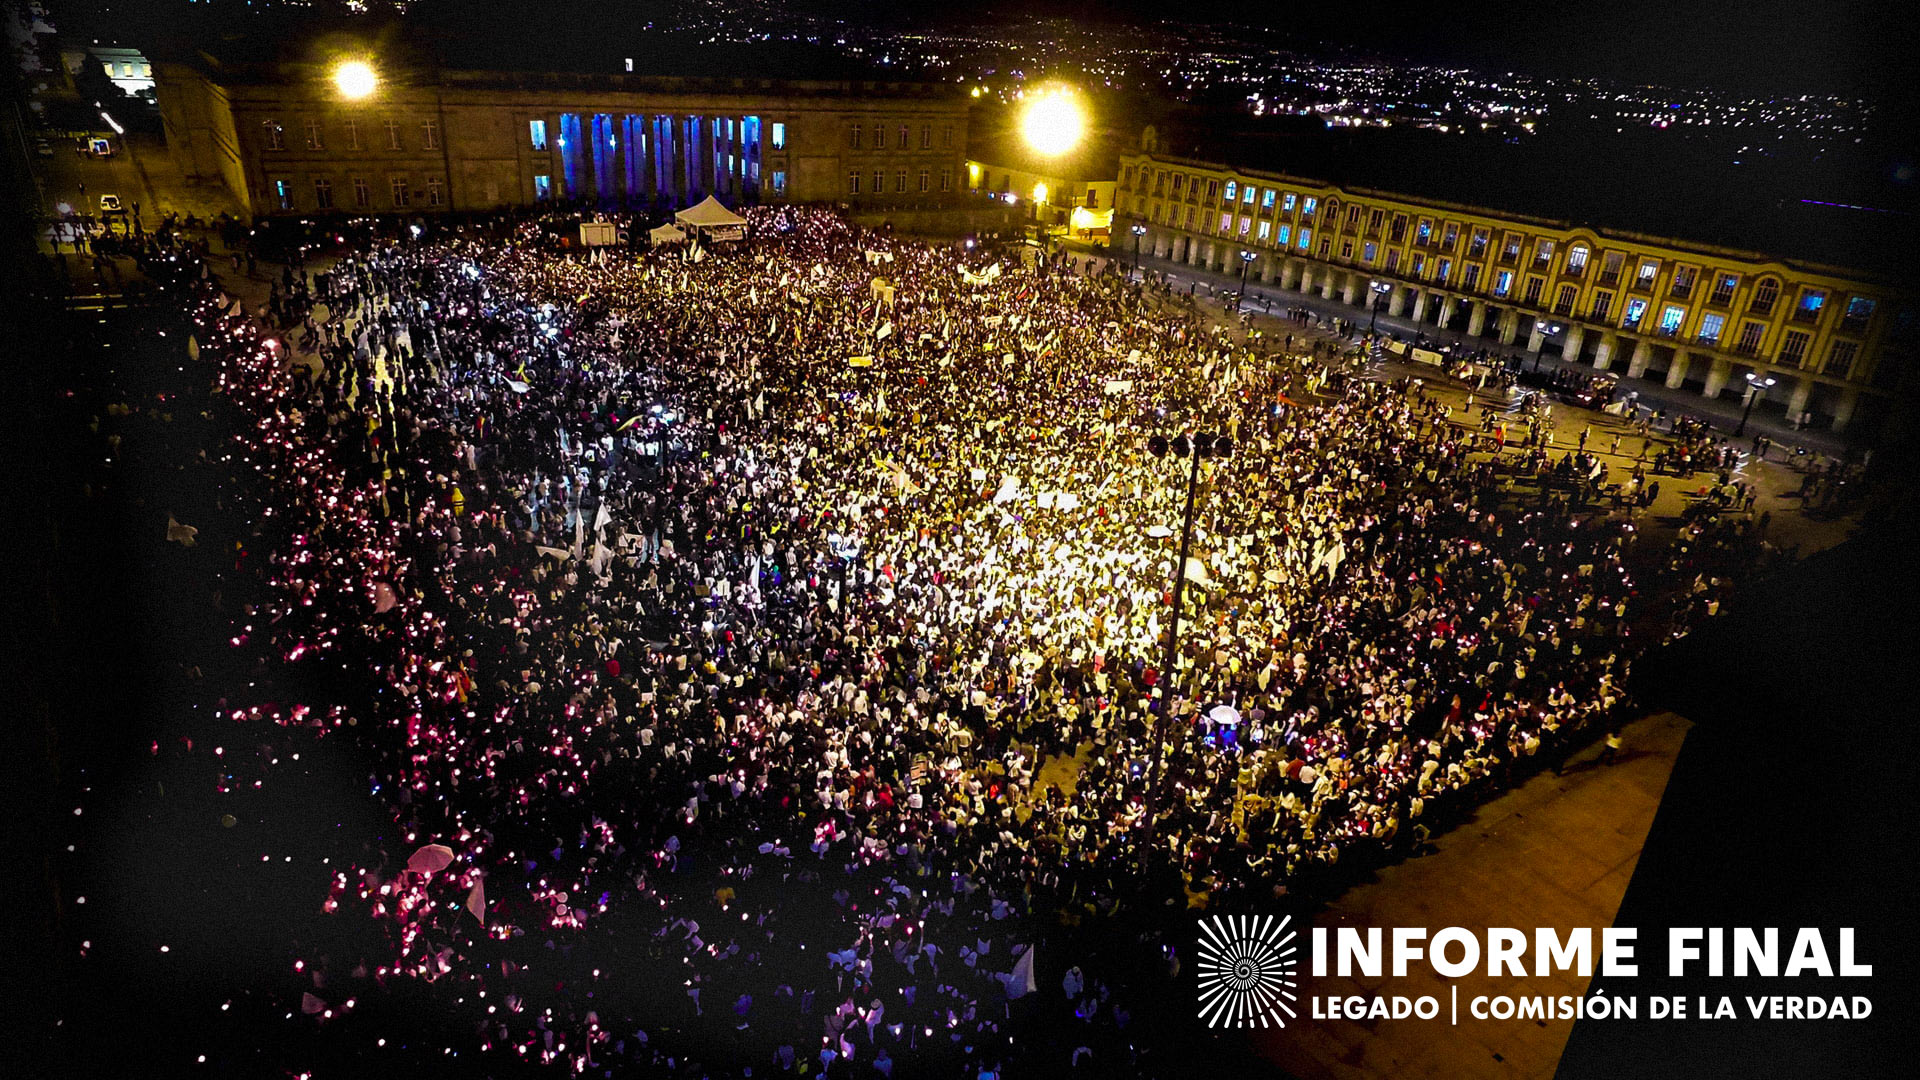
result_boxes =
[1368,279,1392,334]
[1235,249,1256,312]
[1141,431,1234,841]
[830,535,862,635]
[1533,322,1563,372]
[1735,372,1776,437]
[1131,221,1148,277]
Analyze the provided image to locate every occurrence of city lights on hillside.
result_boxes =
[1020,87,1085,156]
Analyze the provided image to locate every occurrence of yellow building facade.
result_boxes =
[1116,138,1912,437]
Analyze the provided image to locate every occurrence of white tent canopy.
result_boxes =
[674,196,748,240]
[649,222,688,245]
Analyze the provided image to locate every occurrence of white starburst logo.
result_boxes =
[1197,914,1300,1028]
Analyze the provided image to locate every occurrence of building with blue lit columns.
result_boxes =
[153,54,969,221]
[1115,127,1914,439]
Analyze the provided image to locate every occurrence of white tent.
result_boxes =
[649,222,689,246]
[674,196,748,241]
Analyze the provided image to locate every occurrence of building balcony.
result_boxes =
[1668,284,1694,300]
[1597,270,1621,286]
[1748,299,1776,316]
[1791,309,1821,325]
[1562,264,1585,279]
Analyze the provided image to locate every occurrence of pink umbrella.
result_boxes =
[407,843,457,877]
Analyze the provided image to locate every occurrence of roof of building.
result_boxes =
[1138,120,1917,280]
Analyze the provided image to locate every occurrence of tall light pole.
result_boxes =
[1236,249,1256,312]
[1368,279,1392,334]
[1141,431,1233,840]
[1533,322,1563,372]
[1131,221,1148,277]
[1735,372,1776,437]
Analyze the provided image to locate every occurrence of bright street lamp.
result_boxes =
[1131,221,1148,275]
[1368,279,1392,334]
[1020,88,1085,156]
[1735,372,1777,437]
[334,60,378,99]
[1235,250,1256,312]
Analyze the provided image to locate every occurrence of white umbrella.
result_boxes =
[1207,704,1242,727]
[407,843,456,877]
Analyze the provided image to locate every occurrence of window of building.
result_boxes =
[1710,273,1738,305]
[1282,192,1297,212]
[1297,227,1311,249]
[1779,329,1810,365]
[533,174,550,200]
[1276,224,1290,246]
[1223,180,1237,203]
[385,119,402,150]
[313,178,333,209]
[1257,220,1271,241]
[1566,244,1588,273]
[1494,270,1514,297]
[425,177,444,206]
[770,122,786,150]
[1363,241,1377,263]
[1302,196,1317,215]
[940,167,952,191]
[918,169,929,193]
[873,168,884,193]
[1219,211,1233,233]
[871,122,884,148]
[305,119,323,151]
[1669,266,1696,298]
[1842,295,1875,330]
[390,177,410,207]
[1462,264,1481,290]
[1623,297,1648,327]
[1443,222,1459,247]
[1589,290,1612,320]
[1241,184,1255,205]
[1636,260,1659,287]
[345,119,362,150]
[848,170,861,194]
[1417,218,1432,242]
[894,169,907,193]
[1183,206,1195,229]
[263,120,285,150]
[1750,278,1779,314]
[1500,234,1522,262]
[896,125,908,149]
[353,177,372,208]
[771,170,787,195]
[273,178,292,210]
[1795,288,1826,322]
[1318,238,1331,258]
[849,124,861,149]
[1524,276,1544,304]
[1659,305,1685,335]
[1238,216,1252,236]
[1554,283,1577,314]
[920,124,932,149]
[1262,188,1275,209]
[1735,321,1765,355]
[1697,313,1725,344]
[1389,214,1406,241]
[1599,251,1624,283]
[1438,257,1452,282]
[1468,228,1487,256]
[422,119,440,150]
[1385,249,1400,272]
[1824,339,1859,377]
[1341,241,1354,259]
[1533,238,1554,265]
[943,124,953,148]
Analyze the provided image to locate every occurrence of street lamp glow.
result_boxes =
[1031,182,1048,205]
[1020,90,1085,156]
[334,60,378,99]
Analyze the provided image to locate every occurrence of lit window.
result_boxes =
[1223,180,1237,202]
[425,177,444,206]
[1624,297,1648,326]
[533,175,550,200]
[1282,192,1296,212]
[1275,224,1289,246]
[1659,305,1685,334]
[1566,245,1588,272]
[304,119,323,150]
[313,178,333,208]
[1494,270,1514,297]
[1843,295,1875,327]
[1302,197,1317,215]
[273,178,292,210]
[771,122,786,149]
[1296,227,1310,249]
[1697,313,1724,343]
[771,170,787,195]
[1261,188,1275,209]
[1637,261,1659,285]
[263,120,284,150]
[390,177,410,207]
[1363,241,1377,262]
[1219,212,1232,233]
[1256,220,1271,241]
[1242,185,1255,204]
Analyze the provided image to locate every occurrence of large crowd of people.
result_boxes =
[123,204,1780,1077]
